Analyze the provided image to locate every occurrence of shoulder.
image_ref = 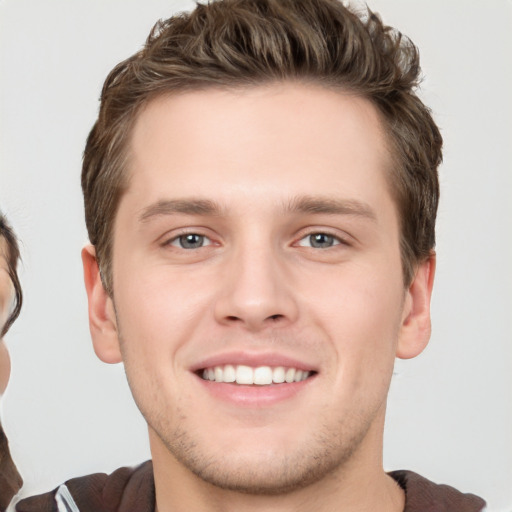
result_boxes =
[15,460,154,512]
[389,470,486,512]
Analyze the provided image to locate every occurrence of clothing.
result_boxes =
[0,423,23,512]
[16,462,154,512]
[16,461,486,512]
[389,470,486,512]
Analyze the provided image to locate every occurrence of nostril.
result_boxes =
[268,314,283,321]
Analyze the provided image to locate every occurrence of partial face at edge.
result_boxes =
[84,83,434,494]
[0,240,14,396]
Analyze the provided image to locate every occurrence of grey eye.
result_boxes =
[298,233,340,249]
[173,234,208,249]
[309,233,335,248]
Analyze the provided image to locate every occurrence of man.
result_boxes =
[17,0,486,510]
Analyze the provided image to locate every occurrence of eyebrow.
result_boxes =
[286,195,377,221]
[139,199,222,223]
[138,195,377,223]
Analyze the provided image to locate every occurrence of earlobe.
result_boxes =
[396,252,436,360]
[82,245,122,364]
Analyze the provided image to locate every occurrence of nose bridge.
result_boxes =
[214,228,298,329]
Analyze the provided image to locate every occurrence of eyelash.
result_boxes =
[296,232,346,249]
[165,231,214,250]
[162,229,350,251]
[294,230,353,251]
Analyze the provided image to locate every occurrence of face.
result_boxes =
[0,239,14,396]
[84,83,434,494]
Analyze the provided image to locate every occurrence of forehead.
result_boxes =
[123,83,395,218]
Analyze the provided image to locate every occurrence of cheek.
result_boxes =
[305,263,404,368]
[0,277,14,327]
[114,264,214,358]
[0,340,11,395]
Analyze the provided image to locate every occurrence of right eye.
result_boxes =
[296,232,342,249]
[168,233,212,249]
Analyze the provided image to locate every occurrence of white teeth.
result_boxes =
[235,365,254,385]
[201,364,313,385]
[223,364,236,383]
[272,366,286,384]
[285,368,296,383]
[293,370,310,382]
[254,366,273,385]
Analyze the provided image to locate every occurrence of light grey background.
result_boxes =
[1,0,511,510]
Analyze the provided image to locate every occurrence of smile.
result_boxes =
[200,364,313,385]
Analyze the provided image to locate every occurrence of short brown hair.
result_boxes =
[0,213,23,337]
[82,0,442,293]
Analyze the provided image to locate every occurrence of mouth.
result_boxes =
[198,364,315,385]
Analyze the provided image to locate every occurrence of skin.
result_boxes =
[0,239,14,396]
[0,237,23,509]
[83,83,435,512]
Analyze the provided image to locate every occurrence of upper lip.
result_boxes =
[190,351,318,373]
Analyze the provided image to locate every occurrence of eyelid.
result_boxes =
[293,228,352,248]
[296,234,340,248]
[160,227,217,248]
[169,234,213,248]
[157,226,353,249]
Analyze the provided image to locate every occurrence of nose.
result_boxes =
[214,242,299,332]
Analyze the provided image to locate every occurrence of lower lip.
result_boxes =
[194,374,315,407]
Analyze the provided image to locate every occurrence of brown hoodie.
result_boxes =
[0,423,23,512]
[15,462,486,512]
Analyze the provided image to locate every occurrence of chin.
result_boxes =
[178,450,339,495]
[154,417,366,496]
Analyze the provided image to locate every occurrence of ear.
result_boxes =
[82,244,122,364]
[396,252,436,359]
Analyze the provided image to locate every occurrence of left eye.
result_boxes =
[169,233,212,249]
[297,233,341,249]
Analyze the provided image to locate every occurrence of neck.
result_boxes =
[150,414,404,512]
